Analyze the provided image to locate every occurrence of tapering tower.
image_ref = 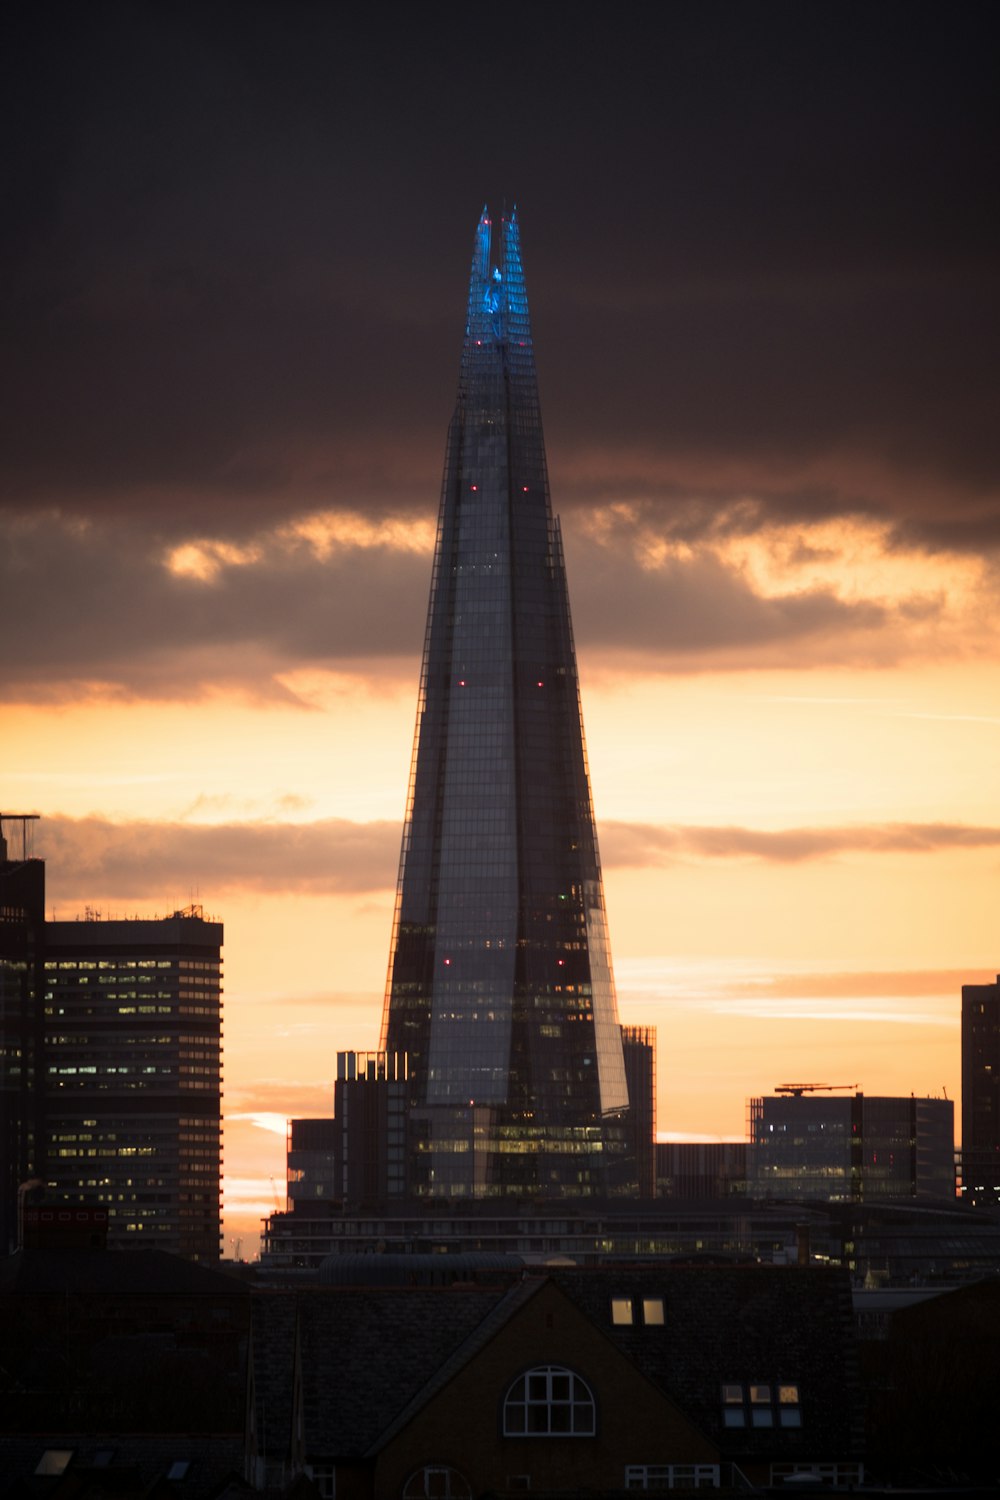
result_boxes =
[381,208,629,1199]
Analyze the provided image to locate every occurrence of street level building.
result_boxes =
[380,208,629,1200]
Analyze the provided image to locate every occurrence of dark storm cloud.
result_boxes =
[0,511,429,697]
[3,3,998,547]
[563,528,894,661]
[39,813,1000,905]
[0,509,910,698]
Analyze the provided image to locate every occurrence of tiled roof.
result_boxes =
[251,1285,509,1458]
[249,1263,863,1465]
[548,1263,863,1458]
[0,1432,244,1497]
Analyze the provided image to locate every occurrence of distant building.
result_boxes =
[332,1050,409,1207]
[961,974,1000,1207]
[621,1025,656,1196]
[287,1116,337,1207]
[0,817,45,1254]
[3,822,224,1260]
[380,209,630,1200]
[43,909,223,1259]
[749,1091,954,1203]
[657,1141,748,1199]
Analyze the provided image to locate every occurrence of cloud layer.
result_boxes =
[3,5,998,548]
[36,813,1000,905]
[1,503,978,700]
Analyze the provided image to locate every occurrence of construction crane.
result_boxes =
[775,1082,858,1098]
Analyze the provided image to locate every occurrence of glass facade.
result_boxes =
[749,1092,954,1202]
[381,209,628,1199]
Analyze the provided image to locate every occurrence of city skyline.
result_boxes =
[3,6,998,1247]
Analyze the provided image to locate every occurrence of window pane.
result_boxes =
[721,1384,744,1404]
[723,1409,746,1427]
[642,1297,664,1326]
[778,1384,800,1404]
[611,1296,633,1325]
[749,1384,771,1404]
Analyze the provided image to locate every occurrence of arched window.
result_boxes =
[402,1465,472,1499]
[503,1365,596,1436]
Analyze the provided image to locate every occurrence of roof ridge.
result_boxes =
[363,1276,544,1455]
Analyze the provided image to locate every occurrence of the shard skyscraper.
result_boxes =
[381,209,629,1200]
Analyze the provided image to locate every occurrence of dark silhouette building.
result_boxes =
[380,209,628,1200]
[0,821,223,1260]
[961,974,1000,1207]
[621,1024,656,1196]
[0,815,45,1255]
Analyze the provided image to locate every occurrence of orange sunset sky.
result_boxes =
[4,5,999,1251]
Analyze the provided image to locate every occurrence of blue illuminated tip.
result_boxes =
[463,204,531,356]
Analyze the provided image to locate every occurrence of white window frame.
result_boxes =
[625,1463,720,1490]
[503,1365,596,1437]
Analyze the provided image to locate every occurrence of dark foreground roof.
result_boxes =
[549,1263,862,1459]
[0,1248,251,1300]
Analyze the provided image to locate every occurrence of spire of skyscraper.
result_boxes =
[381,208,628,1199]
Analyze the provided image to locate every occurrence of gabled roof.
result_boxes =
[549,1263,863,1457]
[250,1263,864,1465]
[365,1278,543,1454]
[251,1285,510,1459]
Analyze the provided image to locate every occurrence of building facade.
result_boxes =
[0,818,46,1254]
[961,974,1000,1207]
[621,1025,656,1197]
[380,209,629,1201]
[749,1091,954,1203]
[42,906,223,1259]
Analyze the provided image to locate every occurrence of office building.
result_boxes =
[380,208,629,1201]
[749,1091,954,1203]
[287,1116,338,1208]
[961,974,1000,1207]
[44,908,223,1259]
[657,1141,748,1199]
[4,823,224,1259]
[0,815,45,1253]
